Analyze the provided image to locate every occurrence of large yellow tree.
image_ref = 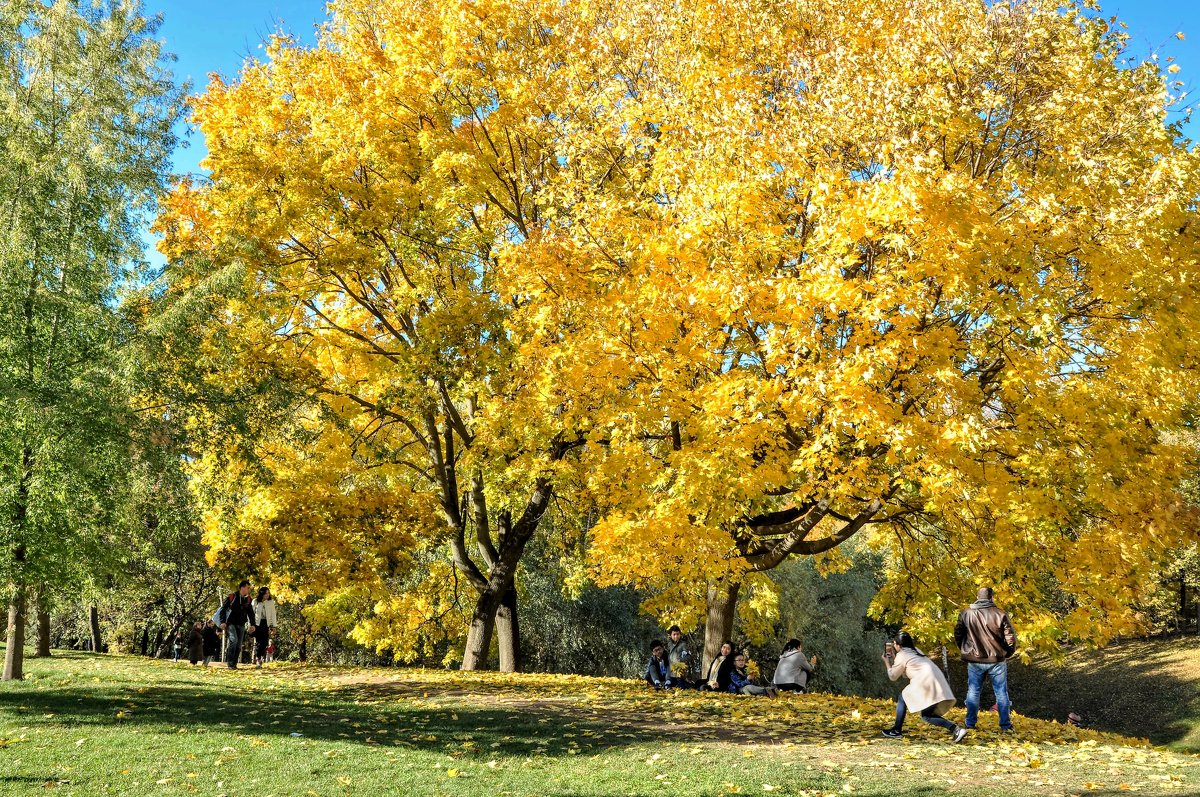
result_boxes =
[155,0,599,670]
[496,0,1200,663]
[158,0,1200,670]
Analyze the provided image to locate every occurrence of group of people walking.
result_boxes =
[644,587,1017,743]
[178,581,279,669]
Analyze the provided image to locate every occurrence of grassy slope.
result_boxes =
[0,651,1196,797]
[991,636,1200,754]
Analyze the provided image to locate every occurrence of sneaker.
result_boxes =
[953,727,968,744]
[881,728,903,739]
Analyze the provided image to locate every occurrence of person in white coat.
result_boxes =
[882,632,967,743]
[773,638,816,693]
[251,587,278,667]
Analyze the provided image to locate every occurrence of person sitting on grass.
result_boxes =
[773,638,816,693]
[729,652,778,697]
[881,632,967,743]
[644,640,677,689]
[702,640,735,692]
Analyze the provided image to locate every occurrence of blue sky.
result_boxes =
[147,0,1200,182]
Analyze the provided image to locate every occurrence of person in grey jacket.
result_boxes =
[772,638,816,692]
[665,626,696,687]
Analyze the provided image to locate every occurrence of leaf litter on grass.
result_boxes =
[2,653,1198,796]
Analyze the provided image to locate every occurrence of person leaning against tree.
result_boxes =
[219,580,257,670]
[954,586,1017,732]
[702,640,736,692]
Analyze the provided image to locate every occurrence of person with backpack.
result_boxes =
[881,632,968,743]
[251,587,278,667]
[218,580,257,669]
[773,638,816,693]
[954,587,1017,732]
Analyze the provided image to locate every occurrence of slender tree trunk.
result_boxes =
[496,584,520,673]
[89,605,102,653]
[298,636,308,662]
[3,585,27,681]
[35,590,50,657]
[701,581,740,675]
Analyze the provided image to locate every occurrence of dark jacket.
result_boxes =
[220,592,255,628]
[705,654,735,692]
[202,626,220,656]
[954,599,1017,663]
[729,666,752,693]
[187,627,204,660]
[644,654,673,688]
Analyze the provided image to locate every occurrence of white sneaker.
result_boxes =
[953,727,968,744]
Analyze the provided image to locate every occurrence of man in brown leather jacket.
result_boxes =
[954,587,1016,731]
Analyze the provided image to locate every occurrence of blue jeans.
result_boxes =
[965,661,1012,730]
[895,694,957,734]
[224,625,246,668]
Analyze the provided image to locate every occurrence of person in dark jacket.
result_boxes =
[702,640,736,692]
[729,652,777,697]
[219,580,258,669]
[954,587,1017,731]
[187,621,204,665]
[202,620,220,666]
[644,641,678,689]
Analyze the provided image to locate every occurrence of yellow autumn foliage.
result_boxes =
[156,0,1200,661]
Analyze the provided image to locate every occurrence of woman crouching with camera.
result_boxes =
[881,632,968,743]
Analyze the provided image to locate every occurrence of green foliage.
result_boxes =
[755,547,895,699]
[517,532,660,678]
[0,0,182,670]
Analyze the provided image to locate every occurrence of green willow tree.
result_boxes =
[0,0,180,680]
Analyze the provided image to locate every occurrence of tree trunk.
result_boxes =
[496,583,520,673]
[701,581,740,675]
[298,636,308,662]
[3,585,27,681]
[460,479,553,671]
[89,605,102,653]
[461,585,503,671]
[35,590,50,657]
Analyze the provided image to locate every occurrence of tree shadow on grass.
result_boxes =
[0,679,714,759]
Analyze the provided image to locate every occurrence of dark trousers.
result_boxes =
[224,625,246,668]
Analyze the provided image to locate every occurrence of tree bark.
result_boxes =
[496,584,520,673]
[89,605,102,653]
[35,590,50,657]
[3,585,27,681]
[701,581,740,675]
[461,584,503,670]
[461,479,553,671]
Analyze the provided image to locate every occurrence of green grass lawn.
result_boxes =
[994,636,1200,754]
[0,650,1197,797]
